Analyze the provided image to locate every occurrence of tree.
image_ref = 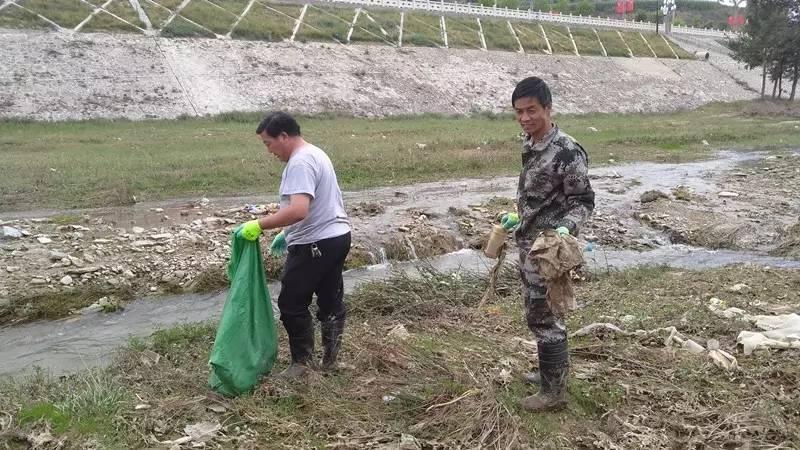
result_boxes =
[575,0,595,16]
[730,0,800,100]
[553,0,570,14]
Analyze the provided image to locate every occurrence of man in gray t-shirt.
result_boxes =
[237,112,351,379]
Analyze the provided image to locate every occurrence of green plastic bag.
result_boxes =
[208,231,278,397]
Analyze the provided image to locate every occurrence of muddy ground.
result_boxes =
[1,150,799,325]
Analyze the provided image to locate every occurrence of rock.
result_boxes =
[640,190,669,203]
[1,226,23,239]
[122,270,135,279]
[387,324,411,341]
[151,233,174,240]
[134,404,151,411]
[150,286,157,292]
[180,210,191,216]
[60,275,74,285]
[49,250,68,261]
[31,278,47,285]
[718,191,740,198]
[150,208,164,213]
[5,266,19,273]
[37,236,53,244]
[415,143,427,149]
[132,227,146,234]
[174,270,186,278]
[93,238,113,244]
[131,240,157,247]
[729,283,749,292]
[66,266,100,275]
[399,433,422,450]
[587,126,599,132]
[702,140,710,146]
[199,197,210,206]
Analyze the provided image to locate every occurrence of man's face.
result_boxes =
[260,131,290,162]
[513,96,552,138]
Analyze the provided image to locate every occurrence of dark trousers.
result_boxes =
[278,232,351,362]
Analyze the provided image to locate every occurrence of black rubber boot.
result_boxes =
[521,340,569,412]
[320,316,345,371]
[279,325,315,380]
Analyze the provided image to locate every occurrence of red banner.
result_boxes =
[616,0,625,15]
[626,0,635,13]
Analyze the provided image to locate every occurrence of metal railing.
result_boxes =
[323,0,728,38]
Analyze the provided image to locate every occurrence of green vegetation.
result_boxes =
[296,5,353,43]
[570,26,603,56]
[481,18,518,51]
[2,266,798,448]
[231,2,300,41]
[541,23,573,54]
[444,15,482,50]
[595,29,630,57]
[0,0,692,59]
[513,22,548,53]
[349,9,400,44]
[17,0,95,29]
[402,12,442,47]
[179,0,238,34]
[2,101,800,212]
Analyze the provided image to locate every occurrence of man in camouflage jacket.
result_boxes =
[511,77,595,412]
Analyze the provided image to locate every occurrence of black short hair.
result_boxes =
[511,77,552,108]
[256,111,301,137]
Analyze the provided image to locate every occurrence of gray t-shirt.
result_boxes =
[279,143,350,246]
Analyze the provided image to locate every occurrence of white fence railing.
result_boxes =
[323,0,729,38]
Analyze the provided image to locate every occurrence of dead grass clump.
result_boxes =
[186,265,229,293]
[1,285,134,325]
[771,219,800,258]
[383,227,461,261]
[687,221,759,250]
[347,265,518,319]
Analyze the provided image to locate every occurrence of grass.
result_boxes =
[624,31,656,57]
[2,101,800,212]
[0,3,56,29]
[139,0,171,29]
[349,9,400,45]
[161,15,215,38]
[2,265,798,448]
[296,5,354,43]
[402,12,442,48]
[179,0,238,35]
[481,18,518,52]
[513,22,548,53]
[540,24,573,54]
[17,0,95,29]
[0,0,693,60]
[444,16,482,50]
[570,26,603,56]
[595,29,630,57]
[231,2,299,41]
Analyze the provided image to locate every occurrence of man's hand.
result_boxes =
[237,220,262,241]
[555,226,570,237]
[270,231,287,257]
[500,212,520,231]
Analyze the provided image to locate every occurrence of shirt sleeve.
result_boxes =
[558,144,595,234]
[280,159,317,199]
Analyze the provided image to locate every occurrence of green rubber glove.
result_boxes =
[237,220,262,241]
[269,230,287,257]
[555,226,570,237]
[500,212,520,231]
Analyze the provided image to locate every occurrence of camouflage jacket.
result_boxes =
[514,124,595,247]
